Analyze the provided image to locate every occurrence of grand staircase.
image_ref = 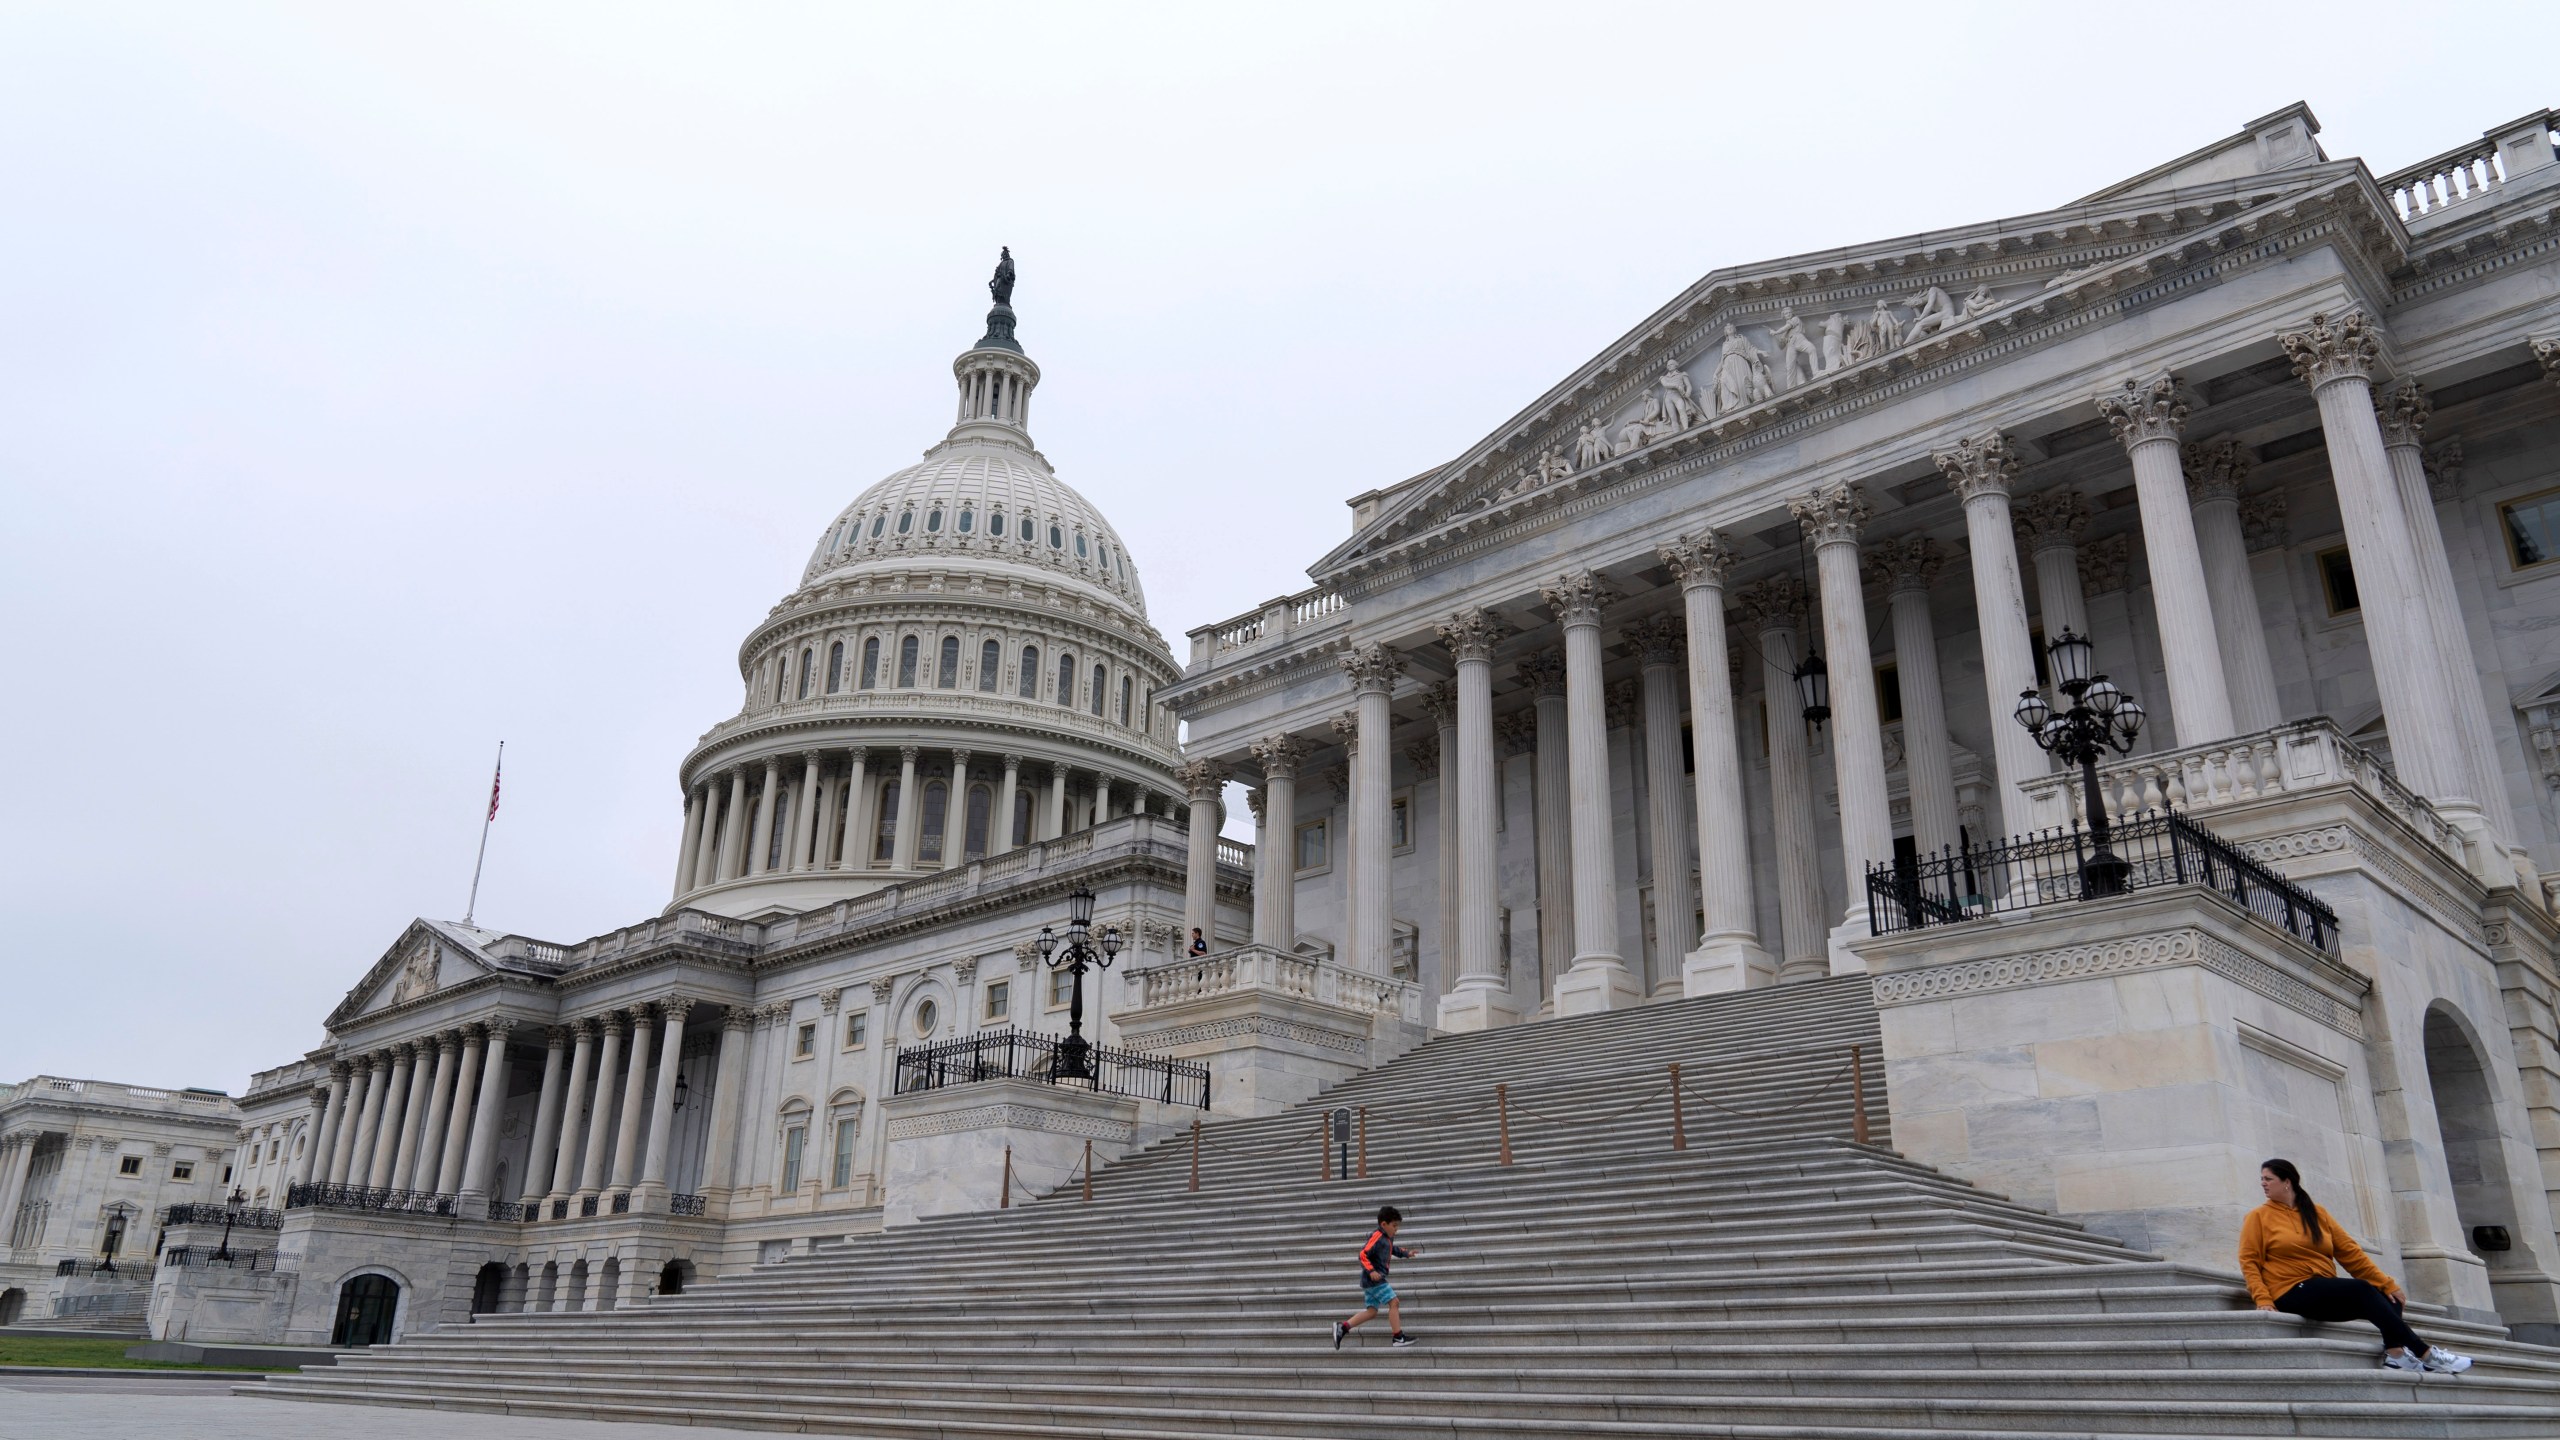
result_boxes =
[245,975,2560,1436]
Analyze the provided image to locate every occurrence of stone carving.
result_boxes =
[1868,926,2363,1040]
[1494,710,1536,757]
[953,958,977,985]
[1659,529,1736,591]
[2375,380,2430,449]
[2095,371,2188,447]
[1616,394,1662,456]
[1734,575,1810,630]
[1657,364,1702,429]
[1251,733,1308,780]
[1865,535,1943,595]
[1868,299,1903,353]
[390,944,439,1005]
[1516,650,1568,699]
[817,987,843,1015]
[1340,642,1405,696]
[1008,943,1037,974]
[1961,284,1998,320]
[1711,325,1768,414]
[1605,678,1642,730]
[1436,606,1505,663]
[1329,711,1361,749]
[1175,760,1223,804]
[2078,535,2134,595]
[1623,613,1686,667]
[1787,482,1871,547]
[2181,438,2253,503]
[1574,422,1610,469]
[1771,309,1821,388]
[2012,490,2090,553]
[1415,680,1458,728]
[1403,739,1441,781]
[2240,491,2289,553]
[2279,309,2381,388]
[1320,763,1351,803]
[1933,430,2020,502]
[1900,285,1961,344]
[1245,787,1264,823]
[2536,336,2560,385]
[2425,438,2465,502]
[1820,312,1850,372]
[1539,569,1614,625]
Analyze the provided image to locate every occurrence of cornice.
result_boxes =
[682,703,1183,791]
[744,574,1175,671]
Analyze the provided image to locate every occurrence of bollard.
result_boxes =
[1000,1145,1012,1209]
[1496,1082,1513,1166]
[1189,1117,1202,1193]
[1082,1138,1094,1202]
[1357,1106,1369,1180]
[1849,1045,1870,1145]
[1669,1062,1687,1151]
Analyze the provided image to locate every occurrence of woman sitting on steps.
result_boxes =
[2242,1157,2471,1374]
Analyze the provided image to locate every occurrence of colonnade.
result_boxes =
[292,1020,518,1204]
[1192,308,2522,1022]
[673,747,1171,899]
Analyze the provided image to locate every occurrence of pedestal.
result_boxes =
[1115,947,1425,1117]
[1682,933,1774,996]
[877,1078,1138,1228]
[1435,981,1523,1033]
[1553,957,1644,1016]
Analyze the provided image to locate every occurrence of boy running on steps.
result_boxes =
[1333,1205,1421,1349]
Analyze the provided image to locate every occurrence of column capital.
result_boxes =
[1434,606,1505,663]
[2079,535,2134,596]
[1658,530,1736,591]
[481,1017,517,1042]
[799,749,825,766]
[1249,733,1309,780]
[2279,308,2381,388]
[871,977,898,1007]
[435,1030,463,1055]
[1786,482,1870,547]
[309,1083,333,1105]
[2375,379,2431,450]
[597,1010,630,1038]
[1415,680,1458,728]
[817,988,842,1015]
[1329,710,1361,748]
[1320,762,1351,802]
[1515,650,1568,700]
[1340,642,1405,695]
[1001,751,1024,771]
[953,957,978,985]
[1732,576,1809,631]
[569,1016,598,1041]
[845,744,868,764]
[1622,613,1686,667]
[720,1005,754,1034]
[1403,738,1441,781]
[2182,438,2254,504]
[2241,490,2290,553]
[1243,785,1267,823]
[658,997,695,1025]
[2012,489,2090,553]
[328,1060,352,1082]
[950,748,971,770]
[1176,759,1225,802]
[1933,430,2021,503]
[758,754,782,775]
[1605,677,1642,730]
[2535,335,2560,385]
[2427,438,2465,502]
[1539,568,1614,626]
[1863,535,1943,597]
[1495,710,1536,758]
[2096,370,2188,448]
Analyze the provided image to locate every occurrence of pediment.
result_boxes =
[1318,160,2381,581]
[327,919,502,1028]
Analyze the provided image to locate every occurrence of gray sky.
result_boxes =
[4,2,2551,1092]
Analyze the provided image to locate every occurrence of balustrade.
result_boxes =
[1129,946,1422,1023]
[2376,110,2558,222]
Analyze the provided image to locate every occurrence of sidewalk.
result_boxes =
[0,1385,785,1439]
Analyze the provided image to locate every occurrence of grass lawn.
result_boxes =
[0,1335,282,1371]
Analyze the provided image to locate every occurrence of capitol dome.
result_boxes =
[665,254,1185,919]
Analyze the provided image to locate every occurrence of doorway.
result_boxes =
[329,1273,400,1347]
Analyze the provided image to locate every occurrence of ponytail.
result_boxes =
[2262,1157,2322,1247]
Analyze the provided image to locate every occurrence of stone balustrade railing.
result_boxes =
[1129,945,1422,1025]
[2376,109,2557,223]
[1186,583,1349,668]
[1215,837,1252,871]
[2018,717,2467,868]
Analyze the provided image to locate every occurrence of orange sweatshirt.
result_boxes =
[2238,1199,2395,1307]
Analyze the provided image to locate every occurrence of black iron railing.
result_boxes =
[668,1193,707,1217]
[284,1183,458,1217]
[609,1192,631,1215]
[1865,808,2338,954]
[161,1247,283,1273]
[551,1198,570,1220]
[487,1201,532,1223]
[579,1195,599,1217]
[895,1026,1211,1109]
[161,1203,282,1230]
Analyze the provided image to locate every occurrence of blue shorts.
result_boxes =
[1361,1280,1395,1309]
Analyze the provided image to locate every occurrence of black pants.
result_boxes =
[2275,1277,2426,1353]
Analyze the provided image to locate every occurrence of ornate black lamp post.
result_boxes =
[213,1186,248,1263]
[1036,887,1121,1081]
[1793,649,1831,728]
[2014,628,2147,896]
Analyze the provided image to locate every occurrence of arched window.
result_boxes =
[827,642,844,693]
[898,636,919,687]
[766,790,791,870]
[1011,787,1034,847]
[1057,653,1077,705]
[964,785,992,859]
[958,506,974,534]
[938,636,961,689]
[873,780,900,863]
[918,780,949,863]
[1090,664,1107,716]
[1049,524,1063,550]
[1019,644,1040,698]
[925,507,943,533]
[1118,675,1133,724]
[771,659,785,704]
[1020,516,1035,541]
[896,510,913,534]
[979,639,1000,692]
[870,514,886,538]
[797,648,814,699]
[860,637,879,689]
[990,509,1005,537]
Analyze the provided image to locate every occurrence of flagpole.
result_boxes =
[465,740,503,926]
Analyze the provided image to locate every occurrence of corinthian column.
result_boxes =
[994,754,1021,856]
[334,1055,378,1187]
[1660,532,1769,992]
[608,1005,656,1192]
[1518,653,1574,1003]
[364,1047,415,1191]
[1435,607,1517,1030]
[575,1013,625,1202]
[1936,433,2047,838]
[746,756,782,875]
[1869,537,1960,856]
[2379,382,2516,844]
[700,1007,753,1202]
[889,747,923,869]
[519,1028,568,1205]
[2014,489,2092,659]
[311,1063,351,1185]
[1737,579,1827,980]
[1251,736,1306,948]
[637,1001,691,1199]
[292,1081,333,1186]
[457,1020,515,1208]
[545,1020,596,1205]
[1540,570,1639,1013]
[2182,439,2283,733]
[1790,483,1892,972]
[413,1035,460,1191]
[1416,684,1456,999]
[1341,642,1404,977]
[1625,614,1695,992]
[672,785,707,899]
[944,752,973,863]
[2098,372,2234,744]
[714,767,749,882]
[1178,760,1223,948]
[792,751,824,870]
[2280,312,2480,832]
[435,1026,484,1194]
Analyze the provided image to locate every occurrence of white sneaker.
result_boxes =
[2381,1351,2427,1373]
[2421,1348,2472,1374]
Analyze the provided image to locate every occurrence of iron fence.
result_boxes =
[668,1193,707,1217]
[895,1026,1211,1109]
[284,1183,459,1217]
[161,1203,282,1230]
[160,1247,284,1273]
[1865,807,2338,954]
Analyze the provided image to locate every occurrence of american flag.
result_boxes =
[486,750,504,821]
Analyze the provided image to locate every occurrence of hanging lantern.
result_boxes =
[1793,650,1831,726]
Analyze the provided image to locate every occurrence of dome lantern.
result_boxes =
[948,247,1041,446]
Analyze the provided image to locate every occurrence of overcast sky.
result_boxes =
[3,3,2552,1092]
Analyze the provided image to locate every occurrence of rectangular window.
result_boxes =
[1875,664,1903,724]
[1050,968,1075,1009]
[984,979,1010,1022]
[780,1126,806,1192]
[119,1155,142,1176]
[830,1118,858,1189]
[1295,818,1329,873]
[2503,488,2560,570]
[795,1022,817,1058]
[1389,789,1413,853]
[2318,546,2360,615]
[171,1162,194,1182]
[843,1012,866,1049]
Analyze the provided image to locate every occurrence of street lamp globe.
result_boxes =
[2013,688,2051,732]
[2083,675,2123,717]
[2046,628,2096,693]
[1067,887,1096,928]
[1793,651,1832,726]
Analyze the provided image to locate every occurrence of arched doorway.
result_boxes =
[469,1262,506,1315]
[0,1288,25,1326]
[329,1273,400,1347]
[657,1259,693,1297]
[2424,1006,2525,1278]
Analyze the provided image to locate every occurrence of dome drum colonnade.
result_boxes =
[669,262,1187,917]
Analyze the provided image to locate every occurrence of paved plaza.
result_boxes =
[0,1376,774,1440]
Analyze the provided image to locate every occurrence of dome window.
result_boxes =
[871,515,885,538]
[898,636,920,688]
[860,637,880,689]
[798,648,815,699]
[1074,532,1088,559]
[1018,645,1040,698]
[990,509,1005,537]
[826,642,845,694]
[1089,663,1107,716]
[1021,517,1035,542]
[958,506,974,534]
[978,639,999,693]
[1049,524,1063,550]
[1056,653,1076,705]
[897,511,914,535]
[938,636,961,689]
[926,507,943,533]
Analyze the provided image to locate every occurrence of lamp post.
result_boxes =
[213,1186,247,1263]
[1035,887,1122,1081]
[2013,628,2147,897]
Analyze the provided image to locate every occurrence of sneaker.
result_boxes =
[2382,1351,2427,1373]
[1390,1333,1417,1348]
[1331,1321,1347,1351]
[2421,1348,2473,1374]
